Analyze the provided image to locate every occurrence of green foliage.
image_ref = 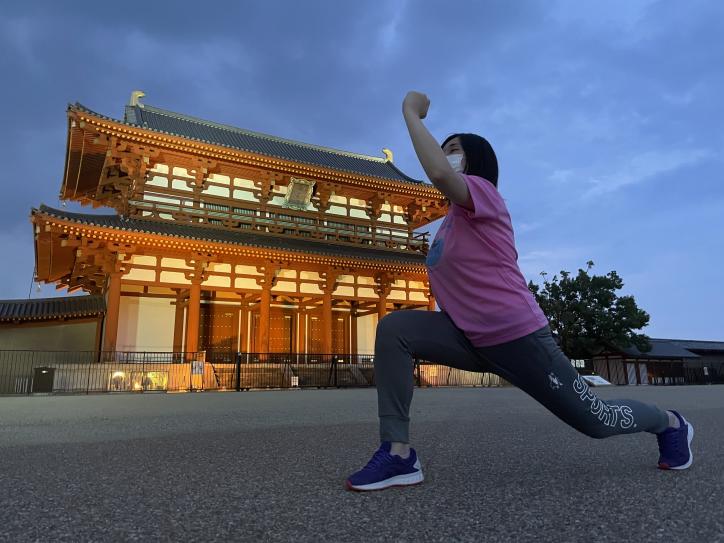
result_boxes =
[527,261,651,359]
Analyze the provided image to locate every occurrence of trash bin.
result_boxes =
[32,367,55,393]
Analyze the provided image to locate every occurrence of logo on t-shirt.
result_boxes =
[426,238,444,268]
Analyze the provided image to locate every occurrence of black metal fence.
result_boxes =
[0,350,507,396]
[682,360,724,385]
[4,350,718,396]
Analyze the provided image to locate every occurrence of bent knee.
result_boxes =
[376,310,410,336]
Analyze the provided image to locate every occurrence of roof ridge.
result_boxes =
[71,102,424,184]
[664,338,724,344]
[386,159,429,184]
[0,294,99,304]
[72,102,119,122]
[37,204,117,220]
[135,104,390,164]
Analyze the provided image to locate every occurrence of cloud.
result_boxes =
[0,16,41,75]
[549,0,660,39]
[582,148,712,198]
[516,221,544,234]
[0,1,723,342]
[548,169,574,184]
[378,0,408,54]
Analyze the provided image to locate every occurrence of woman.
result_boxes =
[345,91,694,492]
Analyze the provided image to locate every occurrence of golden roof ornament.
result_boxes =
[129,90,146,107]
[382,148,393,162]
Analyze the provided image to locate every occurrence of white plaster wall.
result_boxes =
[328,205,347,216]
[235,277,260,290]
[388,290,407,301]
[410,292,429,302]
[132,255,157,267]
[116,297,175,351]
[162,258,193,270]
[202,185,230,198]
[232,189,258,202]
[356,313,378,355]
[271,281,297,293]
[124,268,156,282]
[202,273,231,288]
[349,209,369,219]
[335,286,355,296]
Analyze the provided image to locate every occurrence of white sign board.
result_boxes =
[582,375,612,386]
[191,361,204,375]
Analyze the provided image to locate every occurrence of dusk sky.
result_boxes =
[1,1,722,340]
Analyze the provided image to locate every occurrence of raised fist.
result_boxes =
[403,91,430,119]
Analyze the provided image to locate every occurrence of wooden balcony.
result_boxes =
[128,193,430,254]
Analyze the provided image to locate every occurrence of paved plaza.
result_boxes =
[1,386,722,542]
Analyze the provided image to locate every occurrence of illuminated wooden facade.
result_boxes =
[32,94,447,355]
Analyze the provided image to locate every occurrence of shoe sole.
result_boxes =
[346,469,424,492]
[659,416,694,470]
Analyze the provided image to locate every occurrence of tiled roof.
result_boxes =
[71,102,424,185]
[665,339,724,352]
[36,205,428,267]
[0,295,105,322]
[611,339,700,360]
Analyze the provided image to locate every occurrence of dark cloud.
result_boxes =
[1,1,722,338]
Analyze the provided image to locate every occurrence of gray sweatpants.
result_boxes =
[375,310,669,443]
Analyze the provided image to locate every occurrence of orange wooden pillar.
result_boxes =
[377,296,387,321]
[173,290,186,352]
[322,291,333,354]
[376,275,391,322]
[297,311,306,354]
[102,272,122,352]
[428,294,436,311]
[238,300,249,352]
[185,281,201,354]
[350,302,358,355]
[258,286,271,354]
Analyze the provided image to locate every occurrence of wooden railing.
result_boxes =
[129,191,429,253]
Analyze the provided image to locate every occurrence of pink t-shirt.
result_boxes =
[426,174,548,347]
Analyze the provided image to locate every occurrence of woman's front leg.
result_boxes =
[374,310,488,444]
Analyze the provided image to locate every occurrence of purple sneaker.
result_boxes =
[346,442,424,491]
[657,411,694,470]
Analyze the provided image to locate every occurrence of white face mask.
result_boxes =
[446,153,464,172]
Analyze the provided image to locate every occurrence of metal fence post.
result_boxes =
[86,354,92,395]
[333,355,338,387]
[26,351,31,395]
[235,352,241,392]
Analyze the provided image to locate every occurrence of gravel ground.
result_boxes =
[0,386,722,542]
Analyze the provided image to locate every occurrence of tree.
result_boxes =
[527,261,651,359]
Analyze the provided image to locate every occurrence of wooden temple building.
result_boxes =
[31,92,447,357]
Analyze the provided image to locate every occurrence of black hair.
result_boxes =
[441,133,499,188]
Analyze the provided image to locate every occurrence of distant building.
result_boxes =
[591,338,724,385]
